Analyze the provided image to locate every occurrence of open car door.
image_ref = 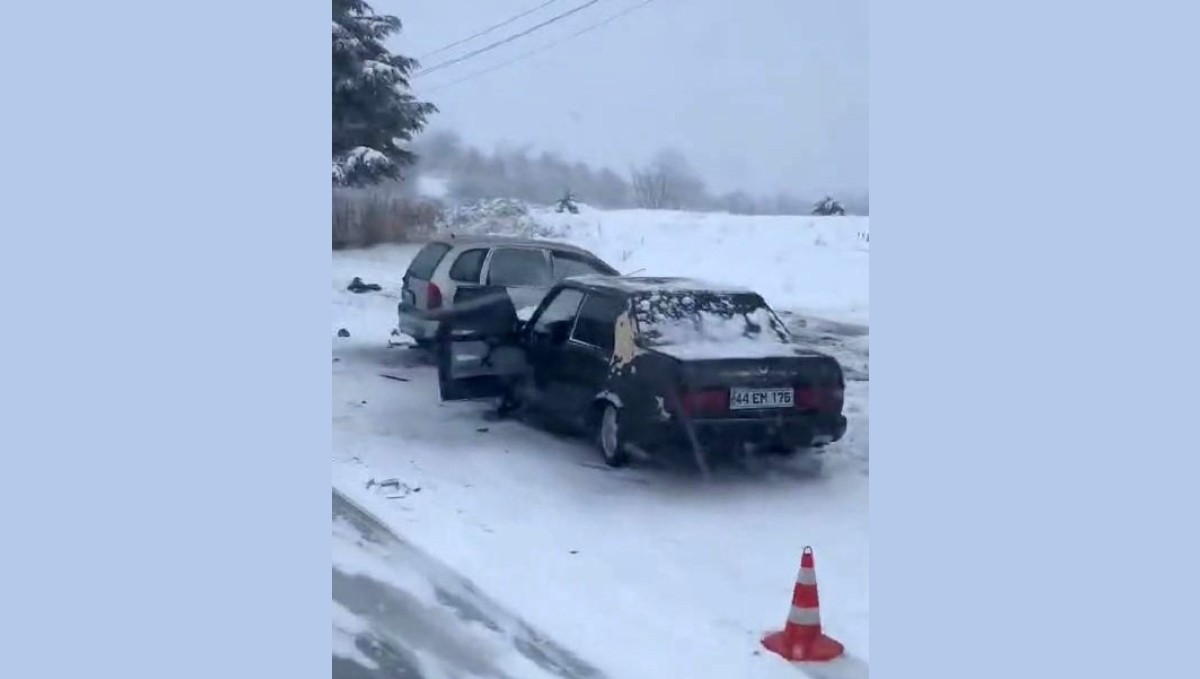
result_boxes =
[435,285,530,402]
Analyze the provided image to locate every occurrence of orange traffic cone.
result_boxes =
[761,546,845,662]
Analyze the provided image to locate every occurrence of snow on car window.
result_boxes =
[632,292,790,347]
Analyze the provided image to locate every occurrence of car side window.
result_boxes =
[448,248,487,282]
[486,248,553,287]
[551,250,617,279]
[571,294,625,352]
[530,288,585,335]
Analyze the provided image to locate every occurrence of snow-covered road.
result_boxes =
[332,210,868,679]
[334,488,609,679]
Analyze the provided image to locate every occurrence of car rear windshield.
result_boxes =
[406,242,452,280]
[631,291,791,347]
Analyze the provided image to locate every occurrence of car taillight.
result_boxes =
[427,283,443,310]
[797,386,844,411]
[681,389,728,416]
[796,387,821,410]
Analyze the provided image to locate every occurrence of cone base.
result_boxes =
[761,629,845,662]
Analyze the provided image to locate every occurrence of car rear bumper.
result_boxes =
[634,411,848,452]
[397,304,438,342]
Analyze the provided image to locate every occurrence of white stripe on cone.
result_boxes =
[795,567,817,586]
[788,605,821,626]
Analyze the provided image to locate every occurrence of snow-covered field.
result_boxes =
[332,206,869,679]
[537,207,869,325]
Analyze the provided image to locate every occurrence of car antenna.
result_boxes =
[625,268,645,276]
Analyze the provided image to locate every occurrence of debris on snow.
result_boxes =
[366,477,421,499]
[347,276,383,293]
[387,328,417,348]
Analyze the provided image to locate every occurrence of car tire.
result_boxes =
[596,404,630,468]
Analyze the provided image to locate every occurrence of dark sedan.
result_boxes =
[435,275,848,468]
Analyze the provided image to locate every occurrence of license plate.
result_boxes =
[729,387,794,410]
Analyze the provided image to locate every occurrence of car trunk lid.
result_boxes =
[655,349,845,417]
[401,242,452,311]
[402,276,437,310]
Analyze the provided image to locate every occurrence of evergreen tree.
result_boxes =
[333,0,436,186]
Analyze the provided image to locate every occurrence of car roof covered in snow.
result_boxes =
[561,275,758,297]
[432,233,599,255]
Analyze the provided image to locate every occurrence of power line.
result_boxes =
[423,0,659,94]
[415,0,605,78]
[418,0,567,60]
[421,0,661,94]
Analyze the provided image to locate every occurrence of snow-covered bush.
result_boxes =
[434,199,564,239]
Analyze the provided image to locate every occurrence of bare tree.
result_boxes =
[631,165,671,209]
[630,148,708,210]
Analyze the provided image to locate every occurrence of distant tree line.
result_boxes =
[331,0,867,221]
[393,130,867,216]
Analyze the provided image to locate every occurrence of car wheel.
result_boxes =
[597,404,630,468]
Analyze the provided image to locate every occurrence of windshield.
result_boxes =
[631,291,791,347]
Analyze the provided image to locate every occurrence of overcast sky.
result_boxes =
[374,0,867,197]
